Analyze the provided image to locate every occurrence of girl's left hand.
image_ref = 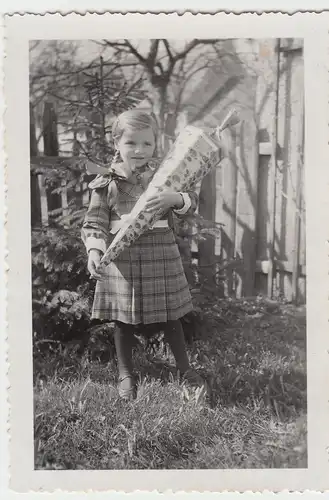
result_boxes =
[145,191,183,213]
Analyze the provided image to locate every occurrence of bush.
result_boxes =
[32,225,94,348]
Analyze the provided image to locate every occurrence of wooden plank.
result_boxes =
[255,154,271,263]
[273,43,298,300]
[231,130,242,297]
[30,104,41,226]
[37,174,49,226]
[234,116,259,297]
[30,103,38,157]
[298,155,306,303]
[43,101,59,156]
[276,49,305,302]
[255,40,276,298]
[30,174,41,227]
[219,126,237,296]
[267,39,281,299]
[292,95,304,303]
[61,180,68,217]
[215,165,222,256]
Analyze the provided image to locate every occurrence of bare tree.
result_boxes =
[30,39,244,156]
[101,39,234,152]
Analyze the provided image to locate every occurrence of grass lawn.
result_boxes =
[34,296,307,470]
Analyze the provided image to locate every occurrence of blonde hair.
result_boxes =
[111,109,158,162]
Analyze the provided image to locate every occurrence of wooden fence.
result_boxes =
[30,41,306,303]
[30,136,305,304]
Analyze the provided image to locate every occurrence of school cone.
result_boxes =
[97,108,240,271]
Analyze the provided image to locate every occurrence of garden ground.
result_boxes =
[34,296,307,470]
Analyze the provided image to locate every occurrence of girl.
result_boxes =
[82,109,204,400]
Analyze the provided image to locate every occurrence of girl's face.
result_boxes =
[115,127,156,170]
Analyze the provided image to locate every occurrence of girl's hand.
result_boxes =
[145,191,184,213]
[88,249,108,281]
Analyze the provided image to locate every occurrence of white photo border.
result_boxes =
[4,11,329,493]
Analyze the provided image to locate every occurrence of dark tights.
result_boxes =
[114,319,190,380]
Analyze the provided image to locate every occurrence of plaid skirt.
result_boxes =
[92,227,193,324]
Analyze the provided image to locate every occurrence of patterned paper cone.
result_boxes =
[98,109,239,270]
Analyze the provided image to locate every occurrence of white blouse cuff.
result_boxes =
[173,192,192,215]
[86,237,106,254]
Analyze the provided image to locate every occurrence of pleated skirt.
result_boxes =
[91,227,193,324]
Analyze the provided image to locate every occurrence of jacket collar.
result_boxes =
[86,159,159,190]
[109,162,157,186]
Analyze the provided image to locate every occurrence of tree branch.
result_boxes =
[123,40,147,64]
[30,58,116,83]
[172,39,220,64]
[147,40,160,67]
[162,39,174,63]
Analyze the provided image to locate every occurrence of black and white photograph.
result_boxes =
[29,36,306,470]
[5,11,329,494]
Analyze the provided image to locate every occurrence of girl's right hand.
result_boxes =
[88,249,108,281]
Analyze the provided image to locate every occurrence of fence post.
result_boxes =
[61,179,68,217]
[43,101,61,218]
[234,118,259,297]
[30,103,42,227]
[37,174,49,226]
[43,101,59,156]
[292,99,304,304]
[220,126,238,296]
[267,39,281,299]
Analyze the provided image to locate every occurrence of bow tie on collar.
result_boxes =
[86,160,156,180]
[87,159,160,191]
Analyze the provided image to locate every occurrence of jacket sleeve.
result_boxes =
[81,187,111,255]
[173,190,198,217]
